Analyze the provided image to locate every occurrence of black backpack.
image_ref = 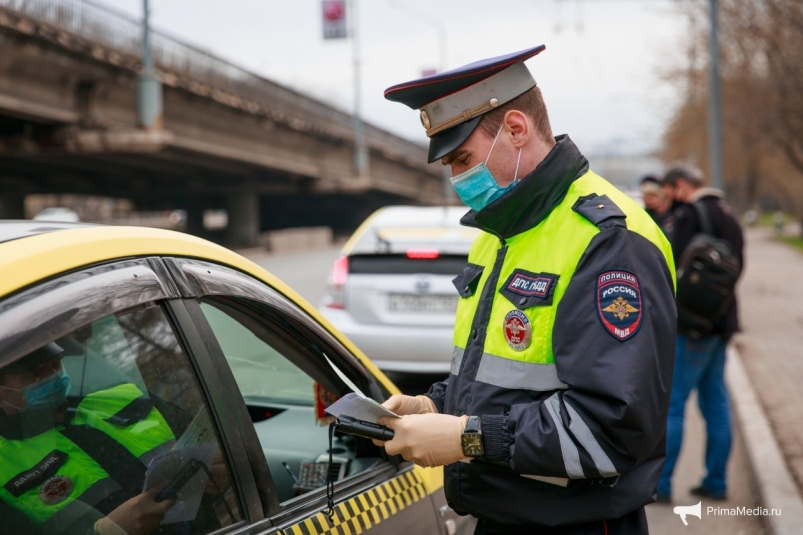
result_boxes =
[675,201,742,339]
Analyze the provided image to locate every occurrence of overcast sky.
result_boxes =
[103,0,689,156]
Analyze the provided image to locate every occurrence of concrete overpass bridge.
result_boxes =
[0,0,445,245]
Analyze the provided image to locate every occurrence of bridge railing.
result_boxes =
[0,0,261,96]
[0,0,430,165]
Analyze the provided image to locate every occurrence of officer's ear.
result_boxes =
[502,110,531,148]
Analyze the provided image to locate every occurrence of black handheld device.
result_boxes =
[155,458,203,503]
[335,415,394,441]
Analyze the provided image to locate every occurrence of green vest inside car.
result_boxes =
[0,383,174,531]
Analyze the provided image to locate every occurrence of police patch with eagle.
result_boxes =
[596,270,643,341]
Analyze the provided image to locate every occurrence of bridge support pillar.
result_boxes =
[185,197,205,238]
[0,193,25,220]
[225,191,259,248]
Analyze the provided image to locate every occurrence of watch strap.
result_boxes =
[464,415,481,433]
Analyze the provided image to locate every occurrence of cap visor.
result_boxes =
[0,342,64,374]
[427,115,483,163]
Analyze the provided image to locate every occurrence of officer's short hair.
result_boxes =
[478,87,554,145]
[663,163,704,187]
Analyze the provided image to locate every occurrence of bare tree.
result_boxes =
[661,0,803,220]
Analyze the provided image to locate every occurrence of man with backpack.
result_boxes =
[657,164,744,502]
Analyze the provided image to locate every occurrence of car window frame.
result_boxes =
[159,257,406,525]
[182,296,416,532]
[0,258,178,367]
[0,257,260,533]
[162,257,388,402]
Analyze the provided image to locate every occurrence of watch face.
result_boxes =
[462,433,484,457]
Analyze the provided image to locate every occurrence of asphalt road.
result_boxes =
[246,246,341,308]
[645,394,765,535]
[244,246,764,533]
[246,245,451,395]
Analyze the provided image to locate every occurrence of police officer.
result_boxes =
[0,343,176,535]
[376,46,676,534]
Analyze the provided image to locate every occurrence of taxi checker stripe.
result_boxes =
[280,470,426,535]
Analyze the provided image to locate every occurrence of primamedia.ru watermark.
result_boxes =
[707,505,781,517]
[672,502,782,526]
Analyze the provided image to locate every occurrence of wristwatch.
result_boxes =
[461,416,484,457]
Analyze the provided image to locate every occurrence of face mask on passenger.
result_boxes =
[0,368,71,413]
[450,124,523,212]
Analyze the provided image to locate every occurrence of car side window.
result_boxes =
[197,298,383,505]
[0,303,242,535]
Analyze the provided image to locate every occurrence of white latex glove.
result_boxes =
[377,414,468,468]
[382,394,437,416]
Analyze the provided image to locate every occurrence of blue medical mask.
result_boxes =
[1,369,71,413]
[450,125,523,212]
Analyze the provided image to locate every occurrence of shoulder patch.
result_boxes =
[499,269,559,309]
[572,194,626,229]
[596,270,642,341]
[453,263,484,298]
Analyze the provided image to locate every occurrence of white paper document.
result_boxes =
[323,354,399,423]
[142,442,217,524]
[325,392,400,423]
[324,354,369,397]
[142,409,218,524]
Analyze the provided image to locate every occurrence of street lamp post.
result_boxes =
[551,0,725,193]
[137,0,163,130]
[350,0,368,180]
[708,0,723,191]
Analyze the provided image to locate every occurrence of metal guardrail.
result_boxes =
[0,0,431,165]
[0,0,288,103]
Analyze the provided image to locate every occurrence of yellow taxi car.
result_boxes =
[0,222,473,535]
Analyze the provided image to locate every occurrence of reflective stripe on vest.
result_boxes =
[454,170,675,391]
[0,384,175,527]
[451,346,567,391]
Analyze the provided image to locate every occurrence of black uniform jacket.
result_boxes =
[426,136,677,526]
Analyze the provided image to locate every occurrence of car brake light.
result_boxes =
[332,255,348,285]
[406,248,439,259]
[325,256,348,309]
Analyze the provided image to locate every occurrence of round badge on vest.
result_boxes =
[503,310,532,351]
[39,475,73,505]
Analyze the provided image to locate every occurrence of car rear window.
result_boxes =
[348,254,468,275]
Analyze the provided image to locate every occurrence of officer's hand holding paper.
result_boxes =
[377,413,468,468]
[323,355,399,423]
[324,355,466,466]
[382,393,437,416]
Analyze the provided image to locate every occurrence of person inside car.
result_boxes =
[0,343,176,535]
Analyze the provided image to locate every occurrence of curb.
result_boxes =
[726,346,803,534]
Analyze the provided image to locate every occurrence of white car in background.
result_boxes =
[319,206,479,374]
[33,207,80,222]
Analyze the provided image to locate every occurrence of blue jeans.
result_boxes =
[658,335,732,497]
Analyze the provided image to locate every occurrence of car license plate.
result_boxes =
[388,294,458,313]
